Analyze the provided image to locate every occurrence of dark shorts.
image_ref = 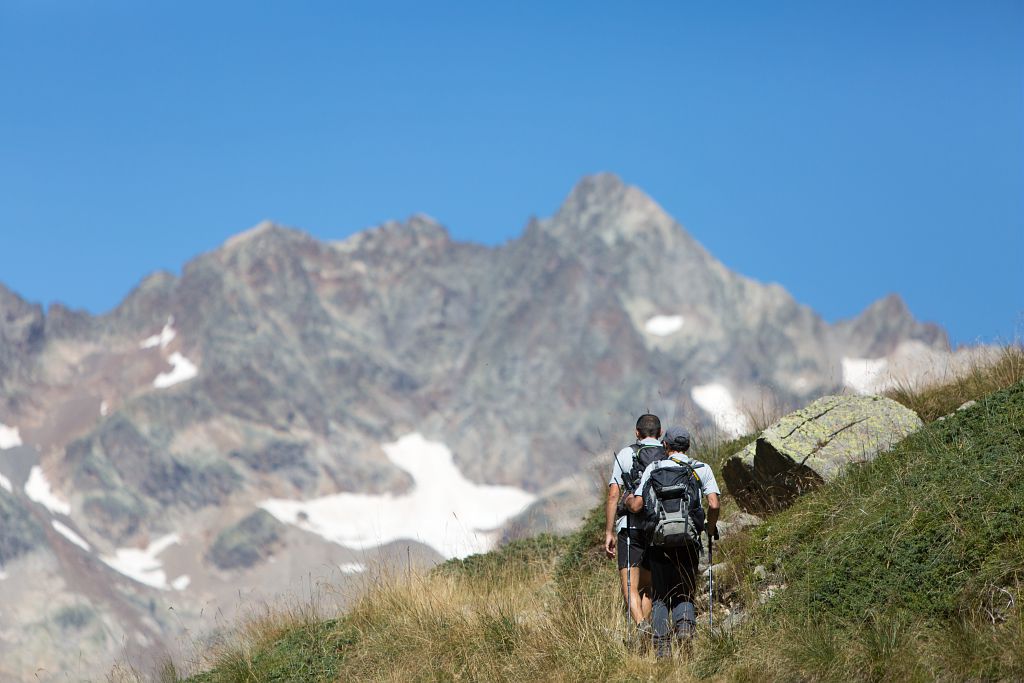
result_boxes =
[617,528,651,571]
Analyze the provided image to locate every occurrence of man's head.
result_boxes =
[635,414,662,439]
[662,426,691,453]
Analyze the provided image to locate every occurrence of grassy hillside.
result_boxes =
[139,348,1023,682]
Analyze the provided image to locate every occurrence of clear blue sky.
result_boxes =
[2,1,1021,346]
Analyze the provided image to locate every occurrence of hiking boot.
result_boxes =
[636,619,653,648]
[654,635,672,660]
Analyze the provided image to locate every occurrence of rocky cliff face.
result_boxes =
[0,174,948,680]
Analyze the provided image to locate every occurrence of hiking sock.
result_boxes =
[651,599,672,659]
[672,601,696,638]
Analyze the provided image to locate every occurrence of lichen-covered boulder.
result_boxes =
[723,395,922,514]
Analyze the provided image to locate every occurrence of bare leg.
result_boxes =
[638,566,653,620]
[619,567,646,623]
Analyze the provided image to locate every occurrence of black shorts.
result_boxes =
[617,528,650,571]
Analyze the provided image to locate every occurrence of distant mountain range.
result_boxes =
[0,174,949,680]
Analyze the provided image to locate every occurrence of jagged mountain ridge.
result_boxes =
[0,173,945,680]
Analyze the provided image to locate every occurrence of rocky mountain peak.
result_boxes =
[543,173,684,251]
[333,214,451,258]
[836,293,949,357]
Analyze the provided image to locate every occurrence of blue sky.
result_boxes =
[1,1,1021,346]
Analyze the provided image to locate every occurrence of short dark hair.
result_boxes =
[635,414,661,439]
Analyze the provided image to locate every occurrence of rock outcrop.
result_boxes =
[723,395,923,513]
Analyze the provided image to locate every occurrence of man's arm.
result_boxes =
[605,483,620,557]
[706,492,721,539]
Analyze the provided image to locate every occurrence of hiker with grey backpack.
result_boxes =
[624,426,720,658]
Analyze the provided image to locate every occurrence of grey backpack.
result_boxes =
[642,457,706,547]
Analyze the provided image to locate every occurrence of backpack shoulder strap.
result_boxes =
[667,456,702,484]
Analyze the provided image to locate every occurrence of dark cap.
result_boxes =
[662,426,691,452]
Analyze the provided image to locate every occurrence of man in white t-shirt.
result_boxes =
[605,413,665,625]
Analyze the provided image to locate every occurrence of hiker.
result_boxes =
[625,426,720,658]
[605,413,666,626]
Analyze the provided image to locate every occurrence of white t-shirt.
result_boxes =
[608,438,662,533]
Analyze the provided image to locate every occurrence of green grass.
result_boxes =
[723,379,1024,680]
[186,619,357,683]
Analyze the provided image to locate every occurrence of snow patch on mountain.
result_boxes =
[339,562,366,574]
[171,575,191,591]
[260,433,536,559]
[0,473,11,493]
[101,534,183,590]
[842,357,891,394]
[692,384,751,438]
[644,315,684,336]
[141,317,177,349]
[0,423,22,450]
[154,352,199,389]
[25,466,71,515]
[52,520,91,552]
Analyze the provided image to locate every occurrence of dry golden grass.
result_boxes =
[340,548,666,681]
[885,343,1024,421]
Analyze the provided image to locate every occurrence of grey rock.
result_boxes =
[753,565,768,581]
[0,489,44,564]
[207,509,285,570]
[723,395,922,513]
[717,512,762,538]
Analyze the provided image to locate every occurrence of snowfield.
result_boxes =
[261,433,536,559]
[691,383,751,438]
[141,317,177,349]
[25,466,71,515]
[339,562,366,574]
[644,315,684,336]
[153,352,199,389]
[842,356,892,394]
[0,473,11,493]
[101,534,187,591]
[0,423,22,450]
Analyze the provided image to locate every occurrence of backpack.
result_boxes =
[642,456,706,548]
[615,442,667,517]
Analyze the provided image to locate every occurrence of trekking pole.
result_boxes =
[707,531,714,629]
[626,530,632,625]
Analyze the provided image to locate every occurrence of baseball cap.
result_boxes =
[662,426,691,452]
